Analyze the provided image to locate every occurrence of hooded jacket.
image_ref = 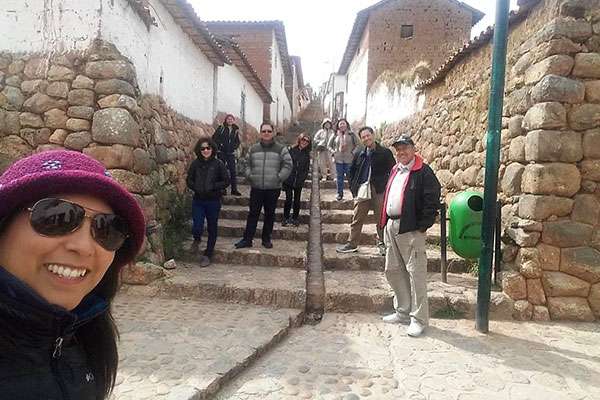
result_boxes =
[246,140,293,190]
[0,266,107,399]
[379,155,441,234]
[186,153,230,200]
[313,119,334,151]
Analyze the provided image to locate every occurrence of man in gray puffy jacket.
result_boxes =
[235,122,293,249]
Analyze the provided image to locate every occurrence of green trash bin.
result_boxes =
[448,191,483,259]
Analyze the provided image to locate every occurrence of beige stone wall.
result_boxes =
[381,0,600,321]
[0,40,221,266]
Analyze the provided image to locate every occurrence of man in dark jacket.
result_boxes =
[213,114,242,195]
[380,134,441,337]
[235,122,293,249]
[336,127,395,256]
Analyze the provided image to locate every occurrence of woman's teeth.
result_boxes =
[47,264,87,279]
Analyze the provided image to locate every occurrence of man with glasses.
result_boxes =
[235,122,293,249]
[380,134,441,337]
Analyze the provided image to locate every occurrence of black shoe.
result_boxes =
[231,190,242,196]
[234,239,252,249]
[262,240,273,249]
[282,218,289,227]
[292,219,300,227]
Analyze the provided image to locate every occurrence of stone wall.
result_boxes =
[0,39,216,267]
[380,0,600,321]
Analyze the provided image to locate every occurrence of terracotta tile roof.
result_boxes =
[415,0,541,89]
[338,0,485,75]
[214,36,273,104]
[156,0,230,66]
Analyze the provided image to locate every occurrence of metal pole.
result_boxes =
[494,201,502,287]
[440,202,448,283]
[476,0,510,333]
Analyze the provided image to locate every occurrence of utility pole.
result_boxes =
[476,0,510,333]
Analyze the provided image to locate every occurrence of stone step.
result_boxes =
[216,218,309,241]
[220,205,310,224]
[320,223,441,245]
[324,270,512,319]
[124,263,307,310]
[322,243,467,272]
[178,238,307,269]
[222,185,311,209]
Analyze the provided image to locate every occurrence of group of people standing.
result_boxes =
[186,116,311,266]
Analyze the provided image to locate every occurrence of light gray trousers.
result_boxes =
[383,219,429,325]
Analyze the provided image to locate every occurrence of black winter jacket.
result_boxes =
[0,266,106,399]
[213,124,241,155]
[186,156,231,200]
[380,155,441,234]
[283,146,311,189]
[348,143,396,197]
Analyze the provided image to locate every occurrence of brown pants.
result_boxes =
[384,220,429,325]
[348,188,384,247]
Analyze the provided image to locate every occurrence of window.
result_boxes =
[400,25,414,39]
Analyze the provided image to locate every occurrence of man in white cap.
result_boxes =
[379,134,441,337]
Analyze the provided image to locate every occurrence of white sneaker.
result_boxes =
[382,312,410,324]
[406,317,426,337]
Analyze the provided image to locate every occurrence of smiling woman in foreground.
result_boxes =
[0,150,146,399]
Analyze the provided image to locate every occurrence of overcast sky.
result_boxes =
[191,0,519,88]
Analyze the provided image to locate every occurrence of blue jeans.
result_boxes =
[192,198,221,258]
[335,162,350,197]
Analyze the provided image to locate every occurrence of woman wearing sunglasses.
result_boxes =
[282,133,311,227]
[186,137,230,267]
[0,150,145,399]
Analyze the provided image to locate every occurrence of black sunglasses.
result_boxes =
[27,198,129,251]
[261,129,273,133]
[200,146,212,151]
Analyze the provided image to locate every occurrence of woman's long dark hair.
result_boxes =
[0,211,121,400]
[194,137,217,159]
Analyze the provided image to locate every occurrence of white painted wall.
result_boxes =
[269,32,291,129]
[346,46,369,127]
[366,83,425,128]
[0,0,215,121]
[217,63,264,131]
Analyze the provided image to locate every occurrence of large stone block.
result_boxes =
[48,129,69,145]
[66,118,91,131]
[580,160,600,181]
[67,106,94,120]
[538,243,561,271]
[521,163,580,196]
[508,136,526,162]
[504,86,532,116]
[7,60,24,75]
[72,75,94,90]
[524,130,582,162]
[95,79,135,96]
[569,103,600,130]
[501,163,525,196]
[0,135,32,161]
[24,58,48,79]
[512,300,533,320]
[571,194,600,225]
[20,128,51,147]
[85,61,136,82]
[531,75,585,104]
[44,108,68,129]
[573,53,600,79]
[590,283,600,317]
[48,65,75,81]
[23,92,59,114]
[542,220,594,247]
[561,247,600,283]
[542,271,590,297]
[532,305,551,321]
[83,144,134,169]
[508,115,525,137]
[527,279,546,305]
[503,271,527,300]
[63,131,92,151]
[19,112,44,128]
[547,297,595,321]
[517,247,542,278]
[4,111,21,135]
[523,102,567,130]
[538,18,593,43]
[524,55,574,85]
[0,86,25,111]
[108,169,152,194]
[20,79,47,95]
[97,94,137,113]
[46,81,69,99]
[91,108,140,146]
[585,81,600,103]
[67,89,95,107]
[133,148,154,175]
[582,129,600,158]
[508,228,541,247]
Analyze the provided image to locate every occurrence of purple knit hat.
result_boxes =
[0,150,146,270]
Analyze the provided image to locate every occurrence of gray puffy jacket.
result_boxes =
[246,140,293,189]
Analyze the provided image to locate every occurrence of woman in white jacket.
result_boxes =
[313,118,336,181]
[327,118,357,201]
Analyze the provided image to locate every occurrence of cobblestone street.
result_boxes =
[112,293,600,400]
